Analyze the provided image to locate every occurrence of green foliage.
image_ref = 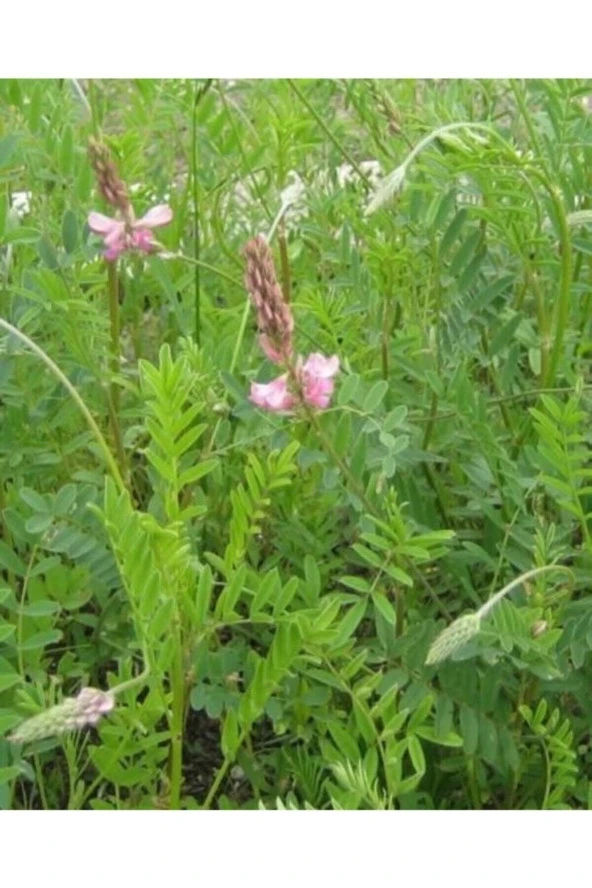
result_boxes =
[519,699,578,809]
[1,77,591,810]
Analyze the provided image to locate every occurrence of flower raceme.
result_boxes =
[88,204,173,261]
[243,235,340,412]
[9,687,115,744]
[244,235,294,364]
[244,235,339,412]
[87,138,172,261]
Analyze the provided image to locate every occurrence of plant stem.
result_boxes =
[477,564,572,621]
[191,79,213,346]
[202,729,247,809]
[175,253,244,290]
[169,627,185,809]
[192,94,202,347]
[509,80,546,162]
[106,263,128,482]
[107,263,120,401]
[0,318,125,492]
[0,480,15,589]
[287,80,372,189]
[420,393,450,526]
[542,186,572,387]
[306,407,375,515]
[278,219,291,304]
[395,587,405,638]
[16,545,49,809]
[526,262,550,382]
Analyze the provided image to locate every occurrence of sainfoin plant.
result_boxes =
[0,78,591,811]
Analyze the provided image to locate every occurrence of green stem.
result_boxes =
[278,220,291,304]
[0,479,15,589]
[202,729,247,809]
[16,545,38,679]
[542,185,572,387]
[192,91,202,347]
[477,564,572,620]
[175,253,243,290]
[380,298,390,380]
[109,647,151,697]
[16,545,49,809]
[287,80,372,188]
[395,587,405,638]
[526,262,550,382]
[169,627,185,809]
[306,407,375,515]
[191,79,213,346]
[106,263,128,480]
[421,393,450,526]
[509,80,546,162]
[0,318,125,492]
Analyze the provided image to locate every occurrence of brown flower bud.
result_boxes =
[531,620,548,639]
[244,235,294,364]
[88,139,132,220]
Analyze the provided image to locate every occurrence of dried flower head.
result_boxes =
[9,687,115,744]
[244,235,294,364]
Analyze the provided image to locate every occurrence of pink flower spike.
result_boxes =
[250,375,296,412]
[134,204,173,229]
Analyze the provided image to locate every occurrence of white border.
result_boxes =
[2,811,590,886]
[1,2,590,77]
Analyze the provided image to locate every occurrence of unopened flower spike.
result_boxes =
[425,564,572,666]
[244,235,294,364]
[8,687,115,745]
[88,139,172,261]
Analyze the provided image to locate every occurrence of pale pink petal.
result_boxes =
[302,353,340,378]
[303,376,335,409]
[104,241,126,261]
[96,694,115,714]
[134,204,173,230]
[131,228,155,253]
[88,212,121,236]
[103,225,126,250]
[250,375,295,412]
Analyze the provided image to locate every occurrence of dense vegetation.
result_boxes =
[1,78,591,809]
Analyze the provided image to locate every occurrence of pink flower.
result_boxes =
[300,353,340,409]
[250,375,296,412]
[250,353,340,413]
[88,204,173,261]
